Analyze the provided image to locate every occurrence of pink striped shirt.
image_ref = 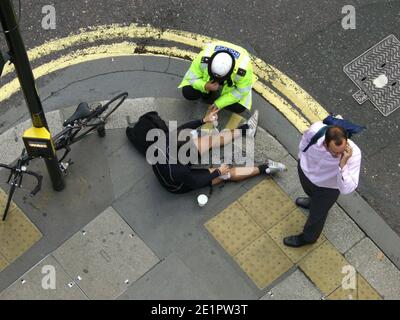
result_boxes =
[298,121,362,195]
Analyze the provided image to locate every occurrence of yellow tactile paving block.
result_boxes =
[357,275,382,300]
[235,234,293,289]
[0,188,17,216]
[299,241,350,296]
[327,274,382,300]
[224,113,244,130]
[0,252,9,272]
[328,284,357,300]
[267,209,326,263]
[205,201,264,256]
[238,179,296,231]
[0,207,42,263]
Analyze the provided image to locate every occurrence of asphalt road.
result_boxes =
[0,0,399,234]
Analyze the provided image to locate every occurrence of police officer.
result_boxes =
[179,41,255,114]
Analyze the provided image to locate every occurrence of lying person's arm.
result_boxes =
[177,107,219,132]
[173,165,221,189]
[177,119,205,131]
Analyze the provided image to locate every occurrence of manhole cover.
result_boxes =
[344,34,400,116]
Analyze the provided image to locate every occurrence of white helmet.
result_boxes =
[209,51,234,80]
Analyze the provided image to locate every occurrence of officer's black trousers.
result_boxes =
[298,161,340,242]
[181,85,246,114]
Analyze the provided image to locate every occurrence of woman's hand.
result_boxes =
[203,107,219,123]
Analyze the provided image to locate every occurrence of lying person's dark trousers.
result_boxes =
[297,161,340,242]
[182,85,246,114]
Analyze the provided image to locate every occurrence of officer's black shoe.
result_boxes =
[295,197,311,210]
[283,234,316,248]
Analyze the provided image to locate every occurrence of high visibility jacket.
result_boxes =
[179,41,256,110]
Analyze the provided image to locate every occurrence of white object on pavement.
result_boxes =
[197,194,209,207]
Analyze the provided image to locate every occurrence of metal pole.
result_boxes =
[0,0,64,191]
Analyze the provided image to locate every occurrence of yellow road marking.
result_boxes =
[253,81,310,133]
[253,63,329,123]
[0,41,311,134]
[0,24,327,126]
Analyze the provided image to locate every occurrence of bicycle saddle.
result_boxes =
[63,102,92,126]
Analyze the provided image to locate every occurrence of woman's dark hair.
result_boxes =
[325,126,348,147]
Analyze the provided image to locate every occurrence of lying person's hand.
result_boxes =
[203,108,219,123]
[217,164,231,176]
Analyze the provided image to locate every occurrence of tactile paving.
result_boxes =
[328,283,357,300]
[0,252,8,272]
[238,179,296,231]
[234,234,293,289]
[267,209,326,263]
[327,274,382,300]
[357,275,382,300]
[0,207,42,263]
[205,201,264,256]
[299,241,350,296]
[0,187,17,217]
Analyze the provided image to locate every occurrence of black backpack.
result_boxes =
[126,111,168,156]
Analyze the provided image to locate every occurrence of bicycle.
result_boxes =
[0,92,128,221]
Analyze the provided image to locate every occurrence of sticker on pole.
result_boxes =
[344,34,400,116]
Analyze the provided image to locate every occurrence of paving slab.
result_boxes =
[238,179,296,231]
[118,253,218,300]
[299,241,350,296]
[261,269,323,300]
[328,274,381,300]
[267,209,326,263]
[345,238,400,300]
[112,170,248,259]
[107,137,152,199]
[0,206,42,264]
[205,201,263,257]
[103,97,197,130]
[0,132,115,292]
[323,204,365,254]
[0,255,87,300]
[252,127,288,164]
[176,236,259,300]
[0,110,63,164]
[271,154,304,199]
[52,206,159,300]
[234,234,293,290]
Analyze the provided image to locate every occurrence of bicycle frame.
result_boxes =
[0,92,128,221]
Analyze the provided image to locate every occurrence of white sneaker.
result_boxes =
[266,159,287,175]
[246,110,259,138]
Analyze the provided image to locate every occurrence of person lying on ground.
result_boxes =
[151,108,287,194]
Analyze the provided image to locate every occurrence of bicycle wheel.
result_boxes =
[100,92,128,121]
[70,92,129,143]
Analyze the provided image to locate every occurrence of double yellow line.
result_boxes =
[0,24,328,133]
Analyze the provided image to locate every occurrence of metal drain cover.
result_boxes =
[344,34,400,116]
